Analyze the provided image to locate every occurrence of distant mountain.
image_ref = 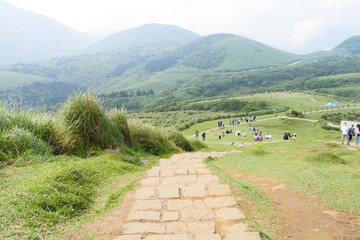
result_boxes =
[87,23,201,53]
[99,33,301,92]
[333,35,360,55]
[174,33,300,71]
[0,0,97,64]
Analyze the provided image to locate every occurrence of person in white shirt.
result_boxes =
[340,122,349,145]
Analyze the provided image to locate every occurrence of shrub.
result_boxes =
[54,92,131,155]
[56,92,107,150]
[128,119,178,155]
[167,130,195,152]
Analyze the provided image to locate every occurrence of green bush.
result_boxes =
[167,130,195,152]
[128,120,178,155]
[56,92,107,150]
[54,92,129,155]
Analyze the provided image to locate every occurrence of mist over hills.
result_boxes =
[1,0,360,110]
[0,0,97,64]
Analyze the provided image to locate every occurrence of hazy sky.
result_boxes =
[5,0,360,54]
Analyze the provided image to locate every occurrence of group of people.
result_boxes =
[283,132,297,140]
[340,122,360,146]
[228,116,257,126]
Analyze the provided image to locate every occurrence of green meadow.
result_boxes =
[0,71,48,90]
[186,107,360,239]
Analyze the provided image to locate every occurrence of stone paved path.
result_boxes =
[114,151,261,240]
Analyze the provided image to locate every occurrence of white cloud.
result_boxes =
[291,18,325,48]
[4,0,360,53]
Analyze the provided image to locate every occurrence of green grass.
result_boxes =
[0,152,148,239]
[0,71,48,90]
[201,117,360,238]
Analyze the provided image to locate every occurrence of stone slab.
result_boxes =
[188,221,216,234]
[180,209,213,221]
[174,168,188,175]
[147,167,161,177]
[205,197,237,208]
[160,169,175,177]
[166,222,187,234]
[198,175,219,184]
[134,187,156,200]
[181,185,207,198]
[144,235,192,240]
[215,208,245,221]
[195,234,221,240]
[162,211,180,221]
[167,199,193,210]
[208,184,231,196]
[123,223,165,234]
[141,177,160,186]
[133,200,163,211]
[196,168,212,175]
[177,175,198,184]
[127,210,160,221]
[158,186,180,199]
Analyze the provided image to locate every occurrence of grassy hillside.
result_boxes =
[88,23,200,53]
[0,91,206,239]
[333,35,360,55]
[0,70,48,90]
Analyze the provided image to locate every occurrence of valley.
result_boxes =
[1,2,360,239]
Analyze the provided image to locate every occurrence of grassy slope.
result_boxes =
[181,94,360,239]
[0,70,48,90]
[0,152,154,239]
[213,36,299,71]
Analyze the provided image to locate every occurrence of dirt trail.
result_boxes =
[232,172,360,240]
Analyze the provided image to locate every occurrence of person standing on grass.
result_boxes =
[348,125,355,143]
[195,130,199,138]
[202,132,206,141]
[355,124,360,147]
[341,122,349,145]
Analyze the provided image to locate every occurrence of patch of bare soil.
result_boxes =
[232,172,360,240]
[64,192,135,240]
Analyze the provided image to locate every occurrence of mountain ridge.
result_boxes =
[0,0,97,64]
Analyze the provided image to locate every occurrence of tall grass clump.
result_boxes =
[0,105,54,164]
[167,130,195,152]
[107,108,132,147]
[0,127,51,157]
[189,139,208,150]
[128,119,178,155]
[54,92,129,155]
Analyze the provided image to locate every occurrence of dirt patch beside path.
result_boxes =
[232,172,360,240]
[63,192,134,240]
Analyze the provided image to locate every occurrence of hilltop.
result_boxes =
[87,23,201,53]
[0,0,97,64]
